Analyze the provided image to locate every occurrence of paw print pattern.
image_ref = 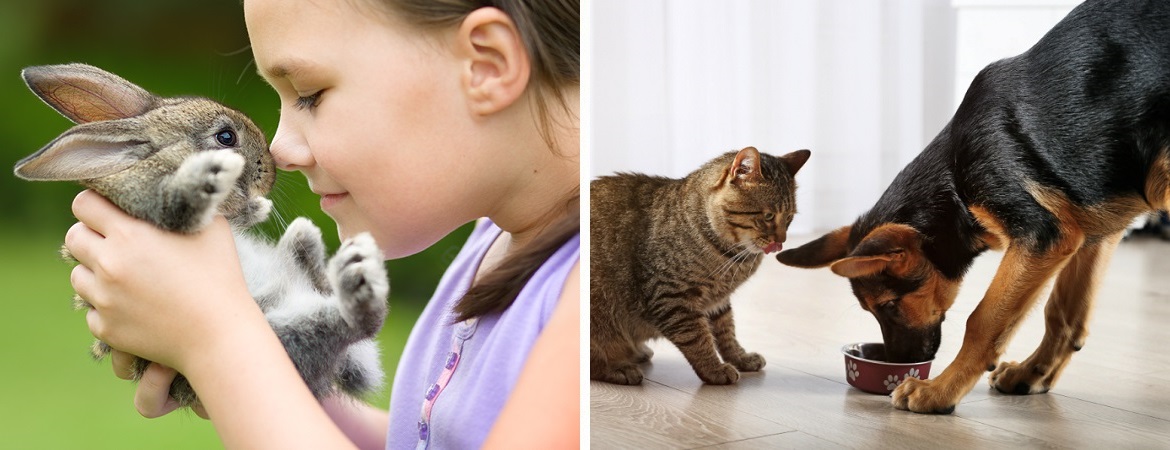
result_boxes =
[904,368,921,380]
[847,361,860,381]
[883,374,901,391]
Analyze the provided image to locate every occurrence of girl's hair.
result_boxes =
[372,0,580,322]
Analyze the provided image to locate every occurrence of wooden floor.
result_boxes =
[590,234,1170,449]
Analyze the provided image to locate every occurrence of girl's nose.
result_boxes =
[269,117,313,171]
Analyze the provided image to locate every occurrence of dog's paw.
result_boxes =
[328,233,389,333]
[730,352,766,372]
[698,362,741,385]
[989,360,1051,395]
[891,377,958,414]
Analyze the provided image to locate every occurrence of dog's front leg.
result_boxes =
[892,236,1081,413]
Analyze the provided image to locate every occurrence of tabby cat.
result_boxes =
[591,146,811,385]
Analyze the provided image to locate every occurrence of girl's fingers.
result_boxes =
[69,263,97,306]
[134,363,181,419]
[64,221,103,270]
[70,189,122,237]
[110,350,136,381]
[85,306,105,343]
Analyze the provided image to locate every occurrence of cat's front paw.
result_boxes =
[697,363,741,385]
[730,352,766,372]
[328,233,389,335]
[598,364,644,385]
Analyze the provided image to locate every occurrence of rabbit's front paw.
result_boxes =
[178,149,244,199]
[164,149,245,232]
[327,233,389,336]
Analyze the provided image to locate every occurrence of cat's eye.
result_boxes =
[763,212,775,221]
[215,129,238,147]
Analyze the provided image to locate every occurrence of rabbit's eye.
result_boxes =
[215,129,238,147]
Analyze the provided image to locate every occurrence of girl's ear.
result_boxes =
[455,7,531,116]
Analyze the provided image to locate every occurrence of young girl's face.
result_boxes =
[245,0,509,258]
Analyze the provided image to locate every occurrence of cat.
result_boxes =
[590,146,810,385]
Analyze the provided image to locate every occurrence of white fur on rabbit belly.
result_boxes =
[233,228,386,385]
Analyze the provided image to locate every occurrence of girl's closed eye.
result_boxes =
[295,91,322,111]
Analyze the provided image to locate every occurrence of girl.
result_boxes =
[64,0,580,448]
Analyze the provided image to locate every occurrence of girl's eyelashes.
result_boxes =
[295,91,322,111]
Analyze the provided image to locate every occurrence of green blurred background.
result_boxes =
[0,1,471,448]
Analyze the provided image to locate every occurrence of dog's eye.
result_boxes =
[215,129,238,147]
[880,299,902,314]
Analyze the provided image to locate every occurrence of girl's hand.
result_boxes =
[65,189,262,373]
[66,190,362,447]
[110,349,209,419]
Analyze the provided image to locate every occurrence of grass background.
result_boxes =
[0,0,471,447]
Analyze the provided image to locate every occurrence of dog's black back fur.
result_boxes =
[852,0,1170,276]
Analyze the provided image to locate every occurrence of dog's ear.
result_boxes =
[776,226,851,268]
[830,223,922,278]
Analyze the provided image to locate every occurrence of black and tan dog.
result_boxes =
[778,0,1170,414]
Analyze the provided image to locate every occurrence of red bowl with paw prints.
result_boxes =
[842,343,933,395]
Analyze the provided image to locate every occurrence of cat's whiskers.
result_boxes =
[712,244,753,279]
[709,244,743,277]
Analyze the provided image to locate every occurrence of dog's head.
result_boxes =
[777,223,958,363]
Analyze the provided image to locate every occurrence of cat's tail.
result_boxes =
[335,339,385,397]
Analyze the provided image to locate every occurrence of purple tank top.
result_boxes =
[385,219,580,449]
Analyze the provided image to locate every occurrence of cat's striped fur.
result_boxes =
[590,146,810,384]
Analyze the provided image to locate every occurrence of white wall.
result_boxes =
[589,0,1081,234]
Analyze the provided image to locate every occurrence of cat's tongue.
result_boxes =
[764,242,783,254]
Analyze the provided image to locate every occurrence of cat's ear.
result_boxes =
[829,224,923,278]
[776,225,851,268]
[729,146,763,184]
[780,149,811,176]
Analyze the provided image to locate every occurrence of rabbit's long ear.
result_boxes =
[22,64,157,124]
[14,119,155,181]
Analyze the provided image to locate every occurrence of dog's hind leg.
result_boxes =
[989,231,1123,394]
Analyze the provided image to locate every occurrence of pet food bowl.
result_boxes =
[841,342,933,395]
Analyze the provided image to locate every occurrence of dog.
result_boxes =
[777,0,1170,414]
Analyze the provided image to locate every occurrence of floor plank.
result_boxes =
[590,381,794,449]
[590,235,1170,448]
[696,431,845,450]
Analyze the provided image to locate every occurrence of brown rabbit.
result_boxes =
[14,63,389,409]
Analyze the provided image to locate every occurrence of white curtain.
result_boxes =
[588,0,1078,235]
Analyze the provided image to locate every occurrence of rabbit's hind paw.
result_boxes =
[327,233,388,336]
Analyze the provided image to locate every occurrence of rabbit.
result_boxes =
[13,63,389,409]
